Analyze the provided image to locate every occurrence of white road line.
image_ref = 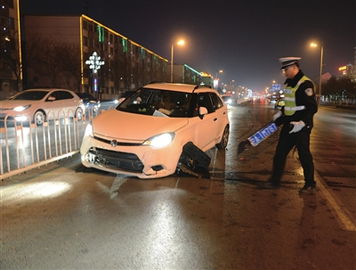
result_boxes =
[109,175,128,199]
[96,174,128,199]
[316,170,356,232]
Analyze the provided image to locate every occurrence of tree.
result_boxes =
[25,37,80,90]
[323,76,356,103]
[0,32,22,91]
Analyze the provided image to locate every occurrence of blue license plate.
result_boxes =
[248,122,278,147]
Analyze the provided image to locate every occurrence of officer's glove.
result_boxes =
[289,121,305,134]
[272,111,282,121]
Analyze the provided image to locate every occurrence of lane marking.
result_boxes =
[96,174,128,199]
[109,175,128,199]
[316,170,356,232]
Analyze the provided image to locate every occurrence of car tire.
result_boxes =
[216,125,229,150]
[75,108,83,121]
[33,110,46,126]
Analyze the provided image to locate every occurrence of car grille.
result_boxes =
[94,136,142,146]
[89,147,144,173]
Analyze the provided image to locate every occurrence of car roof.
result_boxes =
[144,83,218,94]
[23,88,75,92]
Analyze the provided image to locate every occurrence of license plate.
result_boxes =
[248,122,278,147]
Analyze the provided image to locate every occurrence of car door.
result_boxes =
[44,91,71,119]
[190,92,218,151]
[43,91,62,119]
[209,93,227,141]
[58,90,78,117]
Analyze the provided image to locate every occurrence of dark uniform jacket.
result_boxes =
[275,70,318,129]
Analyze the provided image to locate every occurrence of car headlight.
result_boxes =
[84,124,93,137]
[13,105,31,112]
[143,132,175,149]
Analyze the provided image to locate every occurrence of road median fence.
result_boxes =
[0,105,115,180]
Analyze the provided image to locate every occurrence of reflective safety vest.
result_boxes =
[283,75,312,116]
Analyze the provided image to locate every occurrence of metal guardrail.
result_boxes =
[0,103,117,180]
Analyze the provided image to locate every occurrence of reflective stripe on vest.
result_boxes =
[283,75,312,116]
[284,105,305,111]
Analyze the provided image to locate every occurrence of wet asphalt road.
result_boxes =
[1,103,356,270]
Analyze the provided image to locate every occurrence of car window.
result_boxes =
[196,93,215,114]
[58,91,74,100]
[117,88,194,117]
[210,93,224,110]
[49,91,74,100]
[11,91,49,100]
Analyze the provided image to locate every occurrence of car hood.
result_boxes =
[93,109,189,141]
[0,100,37,109]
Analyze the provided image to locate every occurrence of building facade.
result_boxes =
[338,64,353,78]
[0,0,22,99]
[172,64,206,85]
[23,15,169,99]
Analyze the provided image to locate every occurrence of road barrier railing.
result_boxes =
[0,105,115,180]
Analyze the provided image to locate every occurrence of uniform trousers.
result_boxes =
[270,124,315,186]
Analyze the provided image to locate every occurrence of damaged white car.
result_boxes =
[80,83,229,178]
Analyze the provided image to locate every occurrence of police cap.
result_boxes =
[279,57,301,69]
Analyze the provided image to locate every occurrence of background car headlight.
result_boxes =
[143,133,175,149]
[84,124,93,137]
[13,105,31,112]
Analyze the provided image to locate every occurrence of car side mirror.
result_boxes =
[47,96,56,102]
[199,107,208,119]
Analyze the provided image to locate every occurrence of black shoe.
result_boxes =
[260,181,280,189]
[299,184,316,194]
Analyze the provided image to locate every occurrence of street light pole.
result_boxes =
[319,45,324,99]
[170,39,185,83]
[214,69,223,88]
[310,42,324,101]
[170,44,174,83]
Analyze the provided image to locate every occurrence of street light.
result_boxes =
[215,69,224,79]
[310,41,324,99]
[85,51,105,98]
[170,39,185,83]
[213,70,224,88]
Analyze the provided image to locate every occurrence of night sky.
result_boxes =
[21,0,355,92]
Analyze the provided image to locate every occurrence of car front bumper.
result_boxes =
[80,135,183,179]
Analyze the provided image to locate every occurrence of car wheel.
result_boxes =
[75,108,83,121]
[33,110,46,126]
[216,125,229,150]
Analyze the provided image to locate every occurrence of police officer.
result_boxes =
[266,57,318,192]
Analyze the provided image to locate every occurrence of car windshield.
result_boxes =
[117,88,194,117]
[10,91,49,100]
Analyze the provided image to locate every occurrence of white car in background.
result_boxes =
[0,89,85,126]
[80,83,230,179]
